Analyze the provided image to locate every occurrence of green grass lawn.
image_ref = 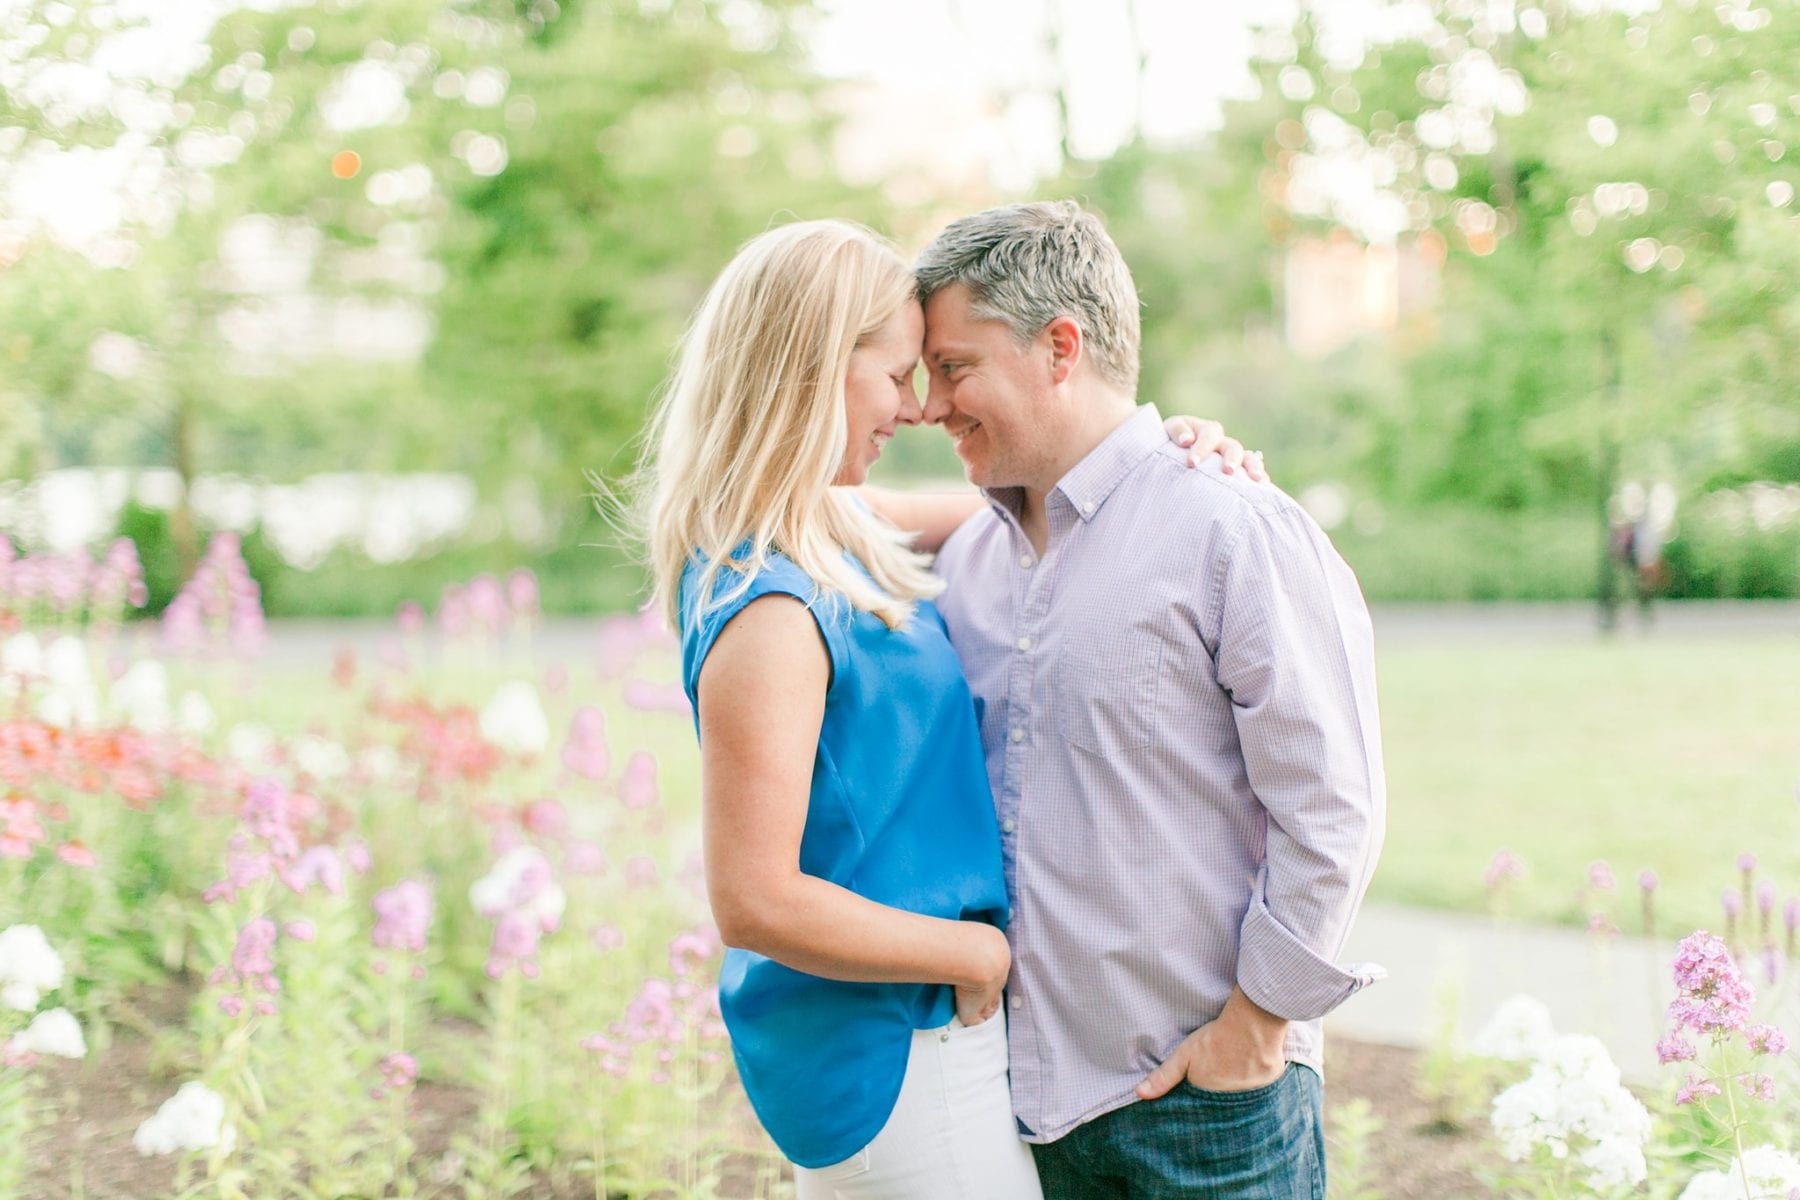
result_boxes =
[1372,634,1800,937]
[238,626,1798,940]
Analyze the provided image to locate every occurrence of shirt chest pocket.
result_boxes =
[1054,633,1163,753]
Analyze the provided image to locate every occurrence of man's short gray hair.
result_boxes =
[914,200,1141,392]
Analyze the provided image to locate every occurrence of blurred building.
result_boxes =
[1283,230,1443,357]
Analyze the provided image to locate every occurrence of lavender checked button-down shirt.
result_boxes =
[931,403,1387,1144]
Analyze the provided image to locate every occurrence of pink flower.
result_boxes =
[232,918,277,979]
[1675,1073,1721,1105]
[372,880,433,953]
[1667,931,1754,1035]
[561,707,609,780]
[669,930,715,978]
[284,920,315,942]
[280,846,345,897]
[218,995,244,1017]
[396,601,425,636]
[619,752,659,810]
[507,569,539,621]
[1756,882,1777,916]
[54,841,96,868]
[1740,1072,1777,1102]
[1656,1035,1697,1064]
[591,923,624,951]
[565,842,607,876]
[1484,848,1524,888]
[1723,888,1743,919]
[1638,869,1659,892]
[1587,861,1615,891]
[622,680,690,715]
[626,856,659,888]
[522,799,567,838]
[379,1052,418,1089]
[1739,853,1758,873]
[1747,1024,1789,1056]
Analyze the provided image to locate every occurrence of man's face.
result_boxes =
[921,284,1057,491]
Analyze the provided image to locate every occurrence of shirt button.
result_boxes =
[1011,995,1024,1009]
[939,1030,950,1043]
[1001,818,1016,833]
[1081,500,1095,515]
[1016,636,1032,652]
[1019,554,1034,569]
[1009,726,1024,744]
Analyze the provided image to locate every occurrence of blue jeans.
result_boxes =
[1030,1064,1325,1200]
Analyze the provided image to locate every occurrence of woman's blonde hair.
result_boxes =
[638,219,942,632]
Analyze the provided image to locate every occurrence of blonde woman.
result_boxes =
[638,219,1253,1197]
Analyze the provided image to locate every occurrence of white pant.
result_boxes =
[794,1012,1044,1200]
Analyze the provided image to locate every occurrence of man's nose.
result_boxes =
[922,376,951,425]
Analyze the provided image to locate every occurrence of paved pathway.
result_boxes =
[1326,901,1777,1084]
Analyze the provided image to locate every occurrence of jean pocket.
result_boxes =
[1177,1064,1293,1104]
[1055,634,1162,753]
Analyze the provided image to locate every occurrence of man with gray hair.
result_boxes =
[916,200,1386,1198]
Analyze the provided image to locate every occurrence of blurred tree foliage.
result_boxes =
[2,0,882,554]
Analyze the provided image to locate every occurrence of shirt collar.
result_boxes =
[1052,403,1167,523]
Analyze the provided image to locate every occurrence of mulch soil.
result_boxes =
[26,990,1502,1199]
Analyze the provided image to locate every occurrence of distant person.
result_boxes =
[636,218,1255,1196]
[914,201,1387,1199]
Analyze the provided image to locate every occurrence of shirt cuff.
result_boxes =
[1235,875,1386,1022]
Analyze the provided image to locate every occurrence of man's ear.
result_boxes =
[1045,315,1082,385]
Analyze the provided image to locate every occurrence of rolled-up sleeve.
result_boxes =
[1211,506,1387,1022]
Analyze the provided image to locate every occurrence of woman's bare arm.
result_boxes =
[696,595,1009,1022]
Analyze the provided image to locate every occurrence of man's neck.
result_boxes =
[1017,394,1138,553]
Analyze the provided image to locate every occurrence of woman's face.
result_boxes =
[833,299,925,487]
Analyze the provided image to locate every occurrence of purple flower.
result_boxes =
[1740,1072,1777,1102]
[232,918,277,979]
[1756,881,1777,916]
[1675,1072,1722,1106]
[1739,852,1758,873]
[1587,860,1616,891]
[1723,888,1743,919]
[1484,848,1524,889]
[1638,869,1659,892]
[1656,1034,1697,1064]
[280,846,345,897]
[1667,931,1754,1035]
[1746,1024,1789,1056]
[284,920,316,943]
[372,880,433,953]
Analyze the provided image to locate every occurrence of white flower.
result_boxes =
[0,924,65,1012]
[133,1081,237,1157]
[291,734,350,780]
[110,660,171,732]
[0,632,43,681]
[479,681,548,755]
[226,723,275,768]
[357,744,400,782]
[37,636,99,728]
[470,846,565,929]
[1471,994,1556,1061]
[1490,1034,1650,1192]
[16,1007,85,1058]
[176,690,216,735]
[1678,1146,1800,1200]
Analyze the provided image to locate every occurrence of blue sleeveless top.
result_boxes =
[678,548,1008,1168]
